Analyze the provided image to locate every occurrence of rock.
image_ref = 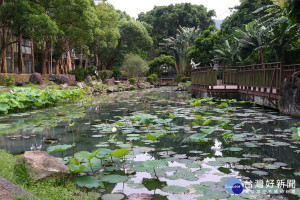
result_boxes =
[144,82,152,88]
[138,77,147,82]
[137,82,145,89]
[34,85,46,90]
[60,83,69,89]
[0,89,13,92]
[29,73,43,85]
[48,81,55,85]
[16,151,70,181]
[279,71,300,117]
[107,86,116,93]
[15,81,26,86]
[122,81,130,86]
[84,75,93,84]
[128,85,135,90]
[55,74,76,86]
[76,82,85,89]
[104,77,115,85]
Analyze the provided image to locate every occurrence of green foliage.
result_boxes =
[112,66,121,78]
[4,75,14,87]
[160,26,202,75]
[128,78,136,85]
[123,54,149,78]
[98,70,113,80]
[188,25,220,66]
[149,55,175,74]
[69,68,89,82]
[137,3,216,47]
[73,176,104,189]
[180,76,190,82]
[0,88,85,114]
[147,74,158,83]
[176,74,184,82]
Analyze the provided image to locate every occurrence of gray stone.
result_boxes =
[34,85,46,90]
[60,83,69,89]
[76,82,85,89]
[15,81,26,86]
[137,82,145,89]
[279,71,300,117]
[16,151,70,181]
[0,89,13,93]
[107,86,116,93]
[55,74,76,86]
[29,73,43,85]
[48,81,55,85]
[104,77,115,85]
[84,75,93,84]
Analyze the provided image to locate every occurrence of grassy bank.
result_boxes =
[0,150,96,200]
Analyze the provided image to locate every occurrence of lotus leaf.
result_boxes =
[110,149,130,157]
[100,175,128,183]
[141,160,168,168]
[161,186,189,194]
[47,144,73,153]
[73,176,104,189]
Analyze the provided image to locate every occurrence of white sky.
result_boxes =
[105,0,241,20]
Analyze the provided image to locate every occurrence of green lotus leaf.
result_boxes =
[47,144,73,153]
[161,186,189,194]
[100,175,128,183]
[73,176,104,189]
[110,149,130,157]
[141,160,168,168]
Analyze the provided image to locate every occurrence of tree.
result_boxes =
[188,26,220,67]
[160,26,201,75]
[213,40,240,66]
[149,55,175,75]
[122,54,149,78]
[138,3,215,47]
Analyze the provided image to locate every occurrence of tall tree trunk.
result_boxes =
[18,31,25,74]
[30,39,35,73]
[0,26,7,73]
[96,53,99,69]
[55,59,59,74]
[41,38,49,76]
[62,54,67,74]
[84,50,88,68]
[259,49,264,64]
[79,48,83,67]
[65,42,72,73]
[11,38,14,73]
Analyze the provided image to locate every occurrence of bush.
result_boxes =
[147,76,153,83]
[87,65,97,75]
[112,66,121,79]
[69,68,89,82]
[180,76,191,82]
[147,74,158,83]
[128,78,136,85]
[5,75,15,86]
[176,73,184,82]
[123,54,149,78]
[99,70,113,80]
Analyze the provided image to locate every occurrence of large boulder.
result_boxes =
[104,77,115,85]
[55,74,76,86]
[107,86,117,93]
[29,73,43,85]
[76,82,85,89]
[16,151,70,181]
[84,75,93,84]
[279,71,300,117]
[15,81,26,86]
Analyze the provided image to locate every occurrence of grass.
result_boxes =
[0,150,97,200]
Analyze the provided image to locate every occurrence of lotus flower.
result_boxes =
[112,127,117,133]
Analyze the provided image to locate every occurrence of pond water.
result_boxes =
[0,88,299,200]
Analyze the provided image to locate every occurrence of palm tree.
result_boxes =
[213,40,240,66]
[160,26,201,76]
[235,21,270,64]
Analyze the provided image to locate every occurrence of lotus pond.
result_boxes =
[0,88,299,200]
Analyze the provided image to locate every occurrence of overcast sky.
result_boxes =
[105,0,241,20]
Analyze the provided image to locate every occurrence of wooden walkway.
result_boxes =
[191,63,300,108]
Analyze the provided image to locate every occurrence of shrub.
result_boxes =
[87,65,97,76]
[99,70,113,80]
[5,75,15,86]
[112,66,121,79]
[180,76,191,82]
[176,73,184,82]
[69,68,89,82]
[147,75,153,83]
[147,74,158,83]
[123,54,149,78]
[128,78,136,85]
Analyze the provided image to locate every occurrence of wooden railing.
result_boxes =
[191,62,300,96]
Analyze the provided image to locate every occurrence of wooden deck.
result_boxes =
[191,63,300,108]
